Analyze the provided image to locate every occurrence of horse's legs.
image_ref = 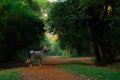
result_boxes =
[38,56,42,66]
[29,54,35,67]
[29,58,32,67]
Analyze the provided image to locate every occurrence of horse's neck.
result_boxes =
[41,49,45,53]
[39,46,47,53]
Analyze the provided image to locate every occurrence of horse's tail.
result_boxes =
[26,50,32,64]
[28,51,31,60]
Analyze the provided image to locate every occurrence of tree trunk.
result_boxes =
[94,42,102,63]
[94,40,114,64]
[76,47,82,56]
[66,46,71,57]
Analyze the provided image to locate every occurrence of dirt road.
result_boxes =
[20,56,94,80]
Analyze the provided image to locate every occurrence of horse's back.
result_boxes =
[34,51,43,57]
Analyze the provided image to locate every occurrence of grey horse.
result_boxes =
[26,46,48,67]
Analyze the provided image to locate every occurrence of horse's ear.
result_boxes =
[45,46,49,50]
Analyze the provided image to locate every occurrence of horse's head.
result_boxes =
[41,46,49,53]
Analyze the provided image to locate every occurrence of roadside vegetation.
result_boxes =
[0,68,21,80]
[59,61,120,80]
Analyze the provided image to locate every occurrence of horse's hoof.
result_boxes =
[30,64,32,67]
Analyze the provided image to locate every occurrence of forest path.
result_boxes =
[20,56,94,80]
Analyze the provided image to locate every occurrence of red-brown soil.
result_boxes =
[20,56,94,80]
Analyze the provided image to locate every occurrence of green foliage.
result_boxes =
[59,50,68,58]
[26,0,41,14]
[48,0,93,57]
[59,61,120,80]
[0,68,21,80]
[110,1,120,56]
[15,50,29,63]
[49,0,90,47]
[41,34,63,55]
[48,0,120,63]
[50,40,62,55]
[41,35,52,47]
[0,0,45,61]
[70,53,79,58]
[108,63,120,70]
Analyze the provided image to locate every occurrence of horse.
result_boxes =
[26,46,48,67]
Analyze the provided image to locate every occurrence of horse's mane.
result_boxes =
[29,46,44,51]
[40,46,44,50]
